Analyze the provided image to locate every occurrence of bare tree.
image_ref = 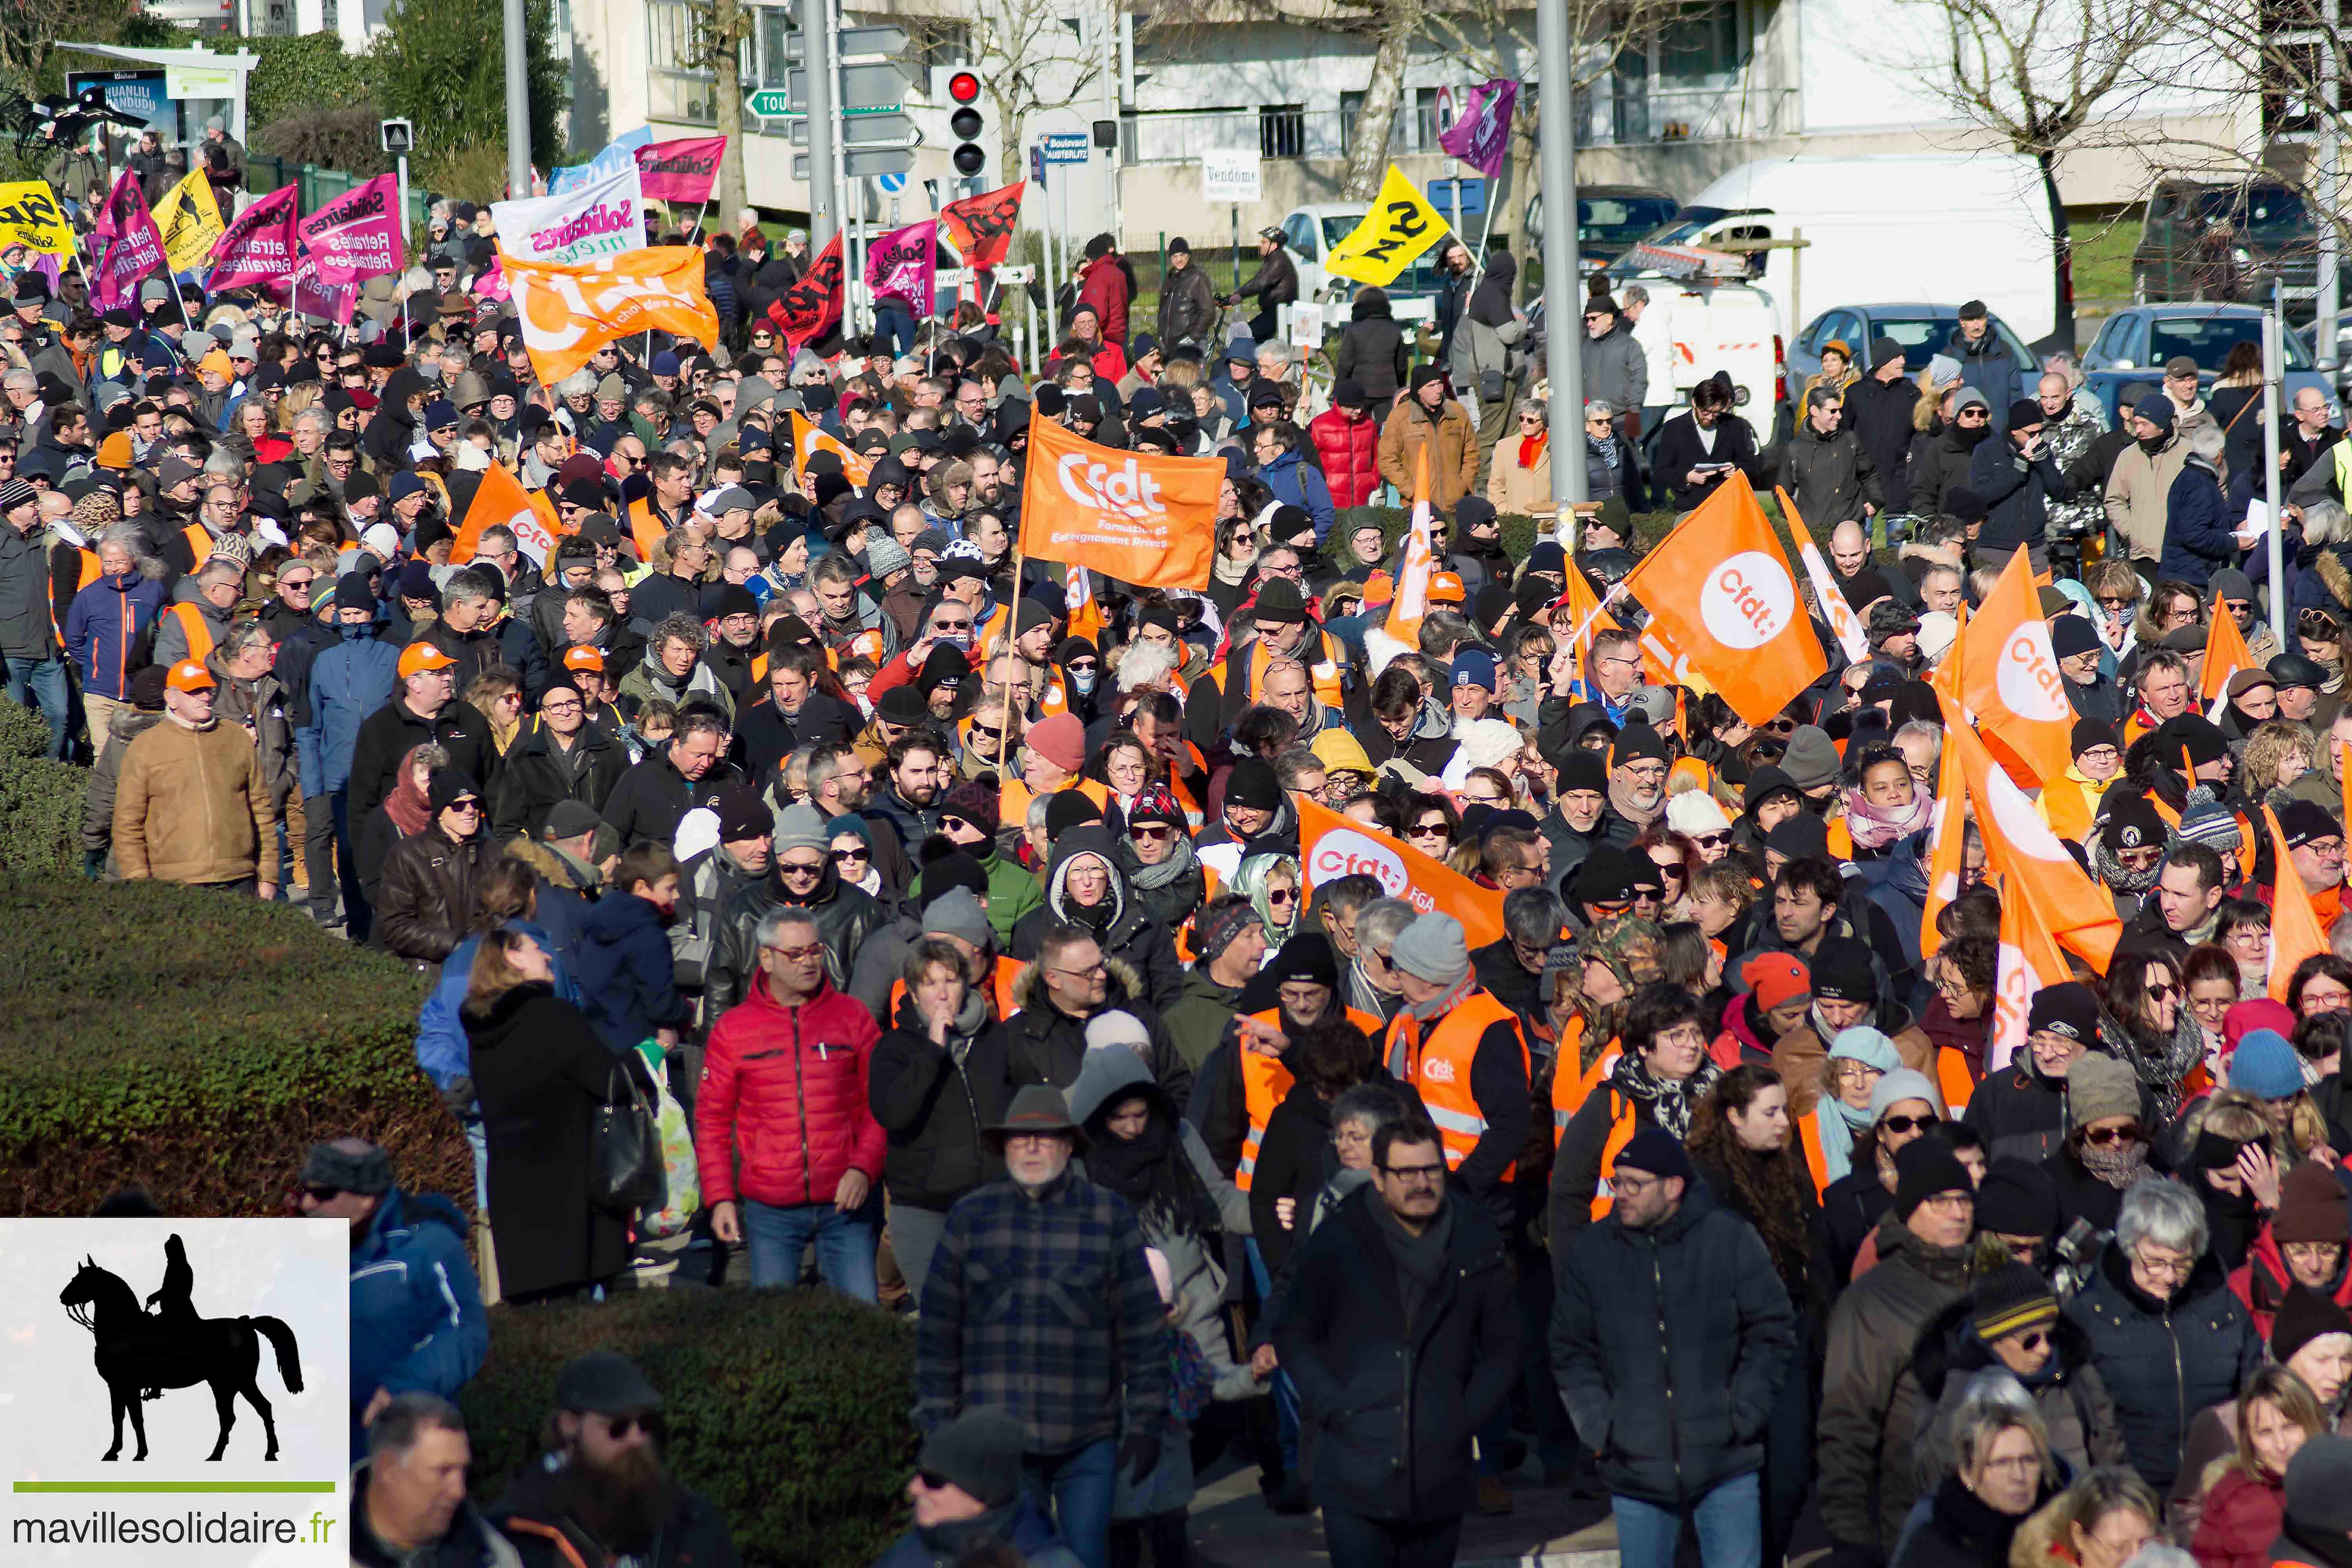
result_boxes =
[696,0,750,227]
[1880,0,2176,345]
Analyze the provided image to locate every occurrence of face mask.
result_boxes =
[1071,670,1097,696]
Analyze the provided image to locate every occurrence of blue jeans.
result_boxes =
[1611,1470,1763,1568]
[1024,1437,1116,1568]
[5,654,67,758]
[741,1196,878,1301]
[871,303,915,358]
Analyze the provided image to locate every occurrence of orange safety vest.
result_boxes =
[1797,1112,1831,1197]
[1550,1040,1618,1148]
[1590,1087,1641,1220]
[1385,990,1528,1180]
[169,601,216,665]
[887,954,1024,1026]
[52,546,98,639]
[1235,1004,1385,1192]
[626,498,672,563]
[1247,632,1345,711]
[1935,1046,1975,1116]
[181,522,211,567]
[998,775,1109,831]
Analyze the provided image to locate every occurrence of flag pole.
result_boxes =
[999,534,1025,768]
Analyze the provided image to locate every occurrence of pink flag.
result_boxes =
[298,172,402,285]
[206,183,298,292]
[863,218,935,316]
[633,137,727,206]
[89,171,165,312]
[289,246,358,325]
[1438,80,1519,181]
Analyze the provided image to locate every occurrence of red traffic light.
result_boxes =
[948,71,980,104]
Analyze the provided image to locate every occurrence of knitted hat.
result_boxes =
[1764,815,1832,864]
[1808,937,1877,1004]
[1225,758,1284,812]
[1025,713,1086,775]
[2176,797,2245,855]
[2273,1285,2352,1366]
[1615,1125,1694,1184]
[1832,1025,1902,1074]
[1195,899,1265,967]
[1665,790,1733,837]
[1780,726,1840,791]
[2275,1161,2352,1245]
[918,1410,1027,1508]
[2065,1052,2141,1129]
[712,783,770,842]
[2278,799,2344,851]
[938,777,1000,836]
[1971,1262,2060,1342]
[1974,1158,2059,1240]
[1869,1067,1940,1122]
[1740,953,1809,1012]
[300,1140,392,1196]
[1389,912,1471,986]
[2286,1436,2352,1535]
[2229,1029,2306,1100]
[2026,981,2100,1043]
[1892,1141,1973,1221]
[774,802,831,855]
[1084,1011,1153,1056]
[2071,717,2121,757]
[1268,932,1340,989]
[918,849,991,904]
[2050,614,2102,661]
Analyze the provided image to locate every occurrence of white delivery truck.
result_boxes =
[1601,153,2062,347]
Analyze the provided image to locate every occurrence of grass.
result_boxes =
[2069,205,2140,316]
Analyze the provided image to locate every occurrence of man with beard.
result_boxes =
[873,1409,1088,1568]
[868,730,945,849]
[1865,602,1923,675]
[1600,724,1669,844]
[489,1353,737,1568]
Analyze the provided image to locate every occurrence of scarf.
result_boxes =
[1587,434,1620,471]
[1842,784,1934,850]
[1084,1101,1223,1239]
[1815,1094,1879,1185]
[383,745,435,836]
[2079,1137,2151,1191]
[1611,1050,1721,1141]
[1211,550,1254,588]
[1124,831,1198,893]
[1516,431,1548,471]
[1369,1185,1456,1328]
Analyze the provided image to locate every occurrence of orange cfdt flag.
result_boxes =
[1018,416,1221,590]
[1777,486,1869,664]
[2264,804,2333,1003]
[1920,713,1969,960]
[451,463,560,567]
[790,411,873,486]
[1385,446,1436,642]
[1295,793,1505,949]
[1989,862,2075,1073]
[1958,549,2075,787]
[1617,472,1824,726]
[506,245,718,385]
[2201,604,2258,703]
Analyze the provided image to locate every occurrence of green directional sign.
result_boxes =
[744,87,792,118]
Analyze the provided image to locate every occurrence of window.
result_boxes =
[1416,87,1442,152]
[756,7,791,89]
[1285,213,1318,258]
[647,0,718,126]
[1339,93,1408,157]
[918,23,971,71]
[1259,103,1304,159]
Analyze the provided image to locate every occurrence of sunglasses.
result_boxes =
[2144,981,2179,1000]
[1693,832,1731,849]
[446,799,482,814]
[778,861,826,878]
[299,1183,342,1202]
[1880,1113,1940,1135]
[2009,1330,2049,1354]
[1408,822,1449,837]
[600,1412,665,1441]
[832,847,870,864]
[1131,823,1173,842]
[2083,1124,2141,1147]
[1268,887,1295,905]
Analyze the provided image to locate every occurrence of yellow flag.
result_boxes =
[1326,165,1452,286]
[154,170,224,276]
[0,181,76,256]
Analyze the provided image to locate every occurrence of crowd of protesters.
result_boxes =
[28,182,2352,1568]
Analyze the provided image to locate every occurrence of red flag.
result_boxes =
[940,182,1027,271]
[768,232,844,351]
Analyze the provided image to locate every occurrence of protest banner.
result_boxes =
[1296,795,1504,949]
[864,219,937,316]
[940,183,1026,270]
[493,167,647,266]
[769,232,844,351]
[505,245,718,383]
[633,136,726,206]
[206,185,298,292]
[452,462,560,567]
[298,173,403,285]
[154,168,223,277]
[89,171,165,312]
[0,181,74,256]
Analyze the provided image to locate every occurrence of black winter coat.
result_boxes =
[1001,958,1193,1112]
[1653,412,1762,512]
[1889,1475,2043,1568]
[348,697,496,826]
[599,750,742,849]
[462,984,632,1300]
[869,998,1013,1212]
[1269,1186,1519,1523]
[1968,436,2065,556]
[1335,316,1410,403]
[2064,1241,2261,1492]
[376,826,492,967]
[1550,1182,1797,1507]
[491,724,626,842]
[1847,375,1925,512]
[1780,423,1882,524]
[707,858,882,1010]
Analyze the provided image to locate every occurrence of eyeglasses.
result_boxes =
[599,1412,665,1441]
[2083,1124,2141,1147]
[1050,962,1109,980]
[763,941,826,960]
[1131,823,1172,842]
[1380,1161,1446,1183]
[832,847,870,864]
[1879,1113,1940,1135]
[1267,887,1295,906]
[279,574,315,590]
[777,861,826,879]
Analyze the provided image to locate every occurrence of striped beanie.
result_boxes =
[1972,1261,2059,1343]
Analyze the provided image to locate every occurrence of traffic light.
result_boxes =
[948,71,986,178]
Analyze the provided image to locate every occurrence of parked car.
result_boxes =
[1523,185,1680,293]
[2132,178,2318,314]
[1782,303,2039,409]
[2080,303,2338,425]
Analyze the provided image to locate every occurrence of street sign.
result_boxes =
[784,24,907,60]
[793,148,916,180]
[1029,145,1047,189]
[1426,177,1486,215]
[1039,132,1092,165]
[1201,149,1262,203]
[878,171,908,193]
[744,86,792,118]
[788,64,904,114]
[788,113,917,147]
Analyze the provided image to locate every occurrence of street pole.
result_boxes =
[827,0,851,305]
[502,0,532,199]
[800,0,840,249]
[2267,281,2290,648]
[2319,0,2341,374]
[1537,0,1585,511]
[396,152,409,258]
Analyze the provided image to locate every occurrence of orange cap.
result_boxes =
[397,642,458,678]
[1361,571,1395,606]
[562,646,606,672]
[165,660,214,693]
[1429,571,1466,604]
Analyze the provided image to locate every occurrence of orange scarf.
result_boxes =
[1516,431,1548,470]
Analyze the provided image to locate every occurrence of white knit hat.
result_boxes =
[1665,790,1733,837]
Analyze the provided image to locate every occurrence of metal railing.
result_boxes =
[245,152,432,228]
[1121,82,1798,165]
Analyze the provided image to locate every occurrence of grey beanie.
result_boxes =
[866,536,913,579]
[1390,912,1471,986]
[774,801,831,855]
[300,1139,392,1196]
[1868,1067,1942,1121]
[1780,725,1841,793]
[2287,1434,2352,1534]
[921,886,994,949]
[2067,1052,2141,1130]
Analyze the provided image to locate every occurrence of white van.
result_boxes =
[1601,154,2062,347]
[1277,203,1446,321]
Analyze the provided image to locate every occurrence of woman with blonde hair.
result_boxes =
[2011,1468,2160,1568]
[1892,1375,2058,1568]
[462,666,526,757]
[2187,1365,2323,1568]
[2243,720,2319,803]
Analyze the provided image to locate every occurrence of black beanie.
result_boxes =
[1573,845,1643,906]
[2050,614,2102,661]
[2272,1284,2352,1365]
[1973,1158,2059,1240]
[1614,1125,1694,1184]
[1269,932,1340,989]
[1559,752,1608,794]
[1044,790,1104,836]
[918,848,991,904]
[1893,1140,1974,1221]
[2008,398,2045,431]
[337,569,376,608]
[427,770,482,813]
[1807,936,1877,1004]
[1226,758,1283,811]
[2071,717,2121,757]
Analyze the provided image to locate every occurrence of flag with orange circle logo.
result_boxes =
[2263,804,2333,1003]
[1958,550,2075,787]
[1617,473,1823,726]
[505,245,718,385]
[451,462,561,568]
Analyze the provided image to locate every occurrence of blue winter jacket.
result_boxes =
[348,1186,487,1459]
[2157,456,2240,591]
[573,891,692,1054]
[415,919,583,1091]
[1257,449,1337,543]
[62,571,165,700]
[298,625,398,798]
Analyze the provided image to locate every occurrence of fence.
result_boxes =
[245,152,434,230]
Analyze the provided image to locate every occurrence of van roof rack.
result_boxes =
[1619,242,1752,280]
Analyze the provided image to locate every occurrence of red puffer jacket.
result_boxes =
[695,974,885,1208]
[2190,1468,2286,1568]
[1310,405,1382,508]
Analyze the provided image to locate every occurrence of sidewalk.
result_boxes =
[1187,1457,1621,1568]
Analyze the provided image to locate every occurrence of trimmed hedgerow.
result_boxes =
[0,877,457,1216]
[460,1288,918,1566]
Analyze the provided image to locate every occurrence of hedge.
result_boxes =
[0,878,457,1216]
[0,697,79,879]
[459,1290,918,1565]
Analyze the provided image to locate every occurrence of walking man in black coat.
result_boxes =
[1552,1127,1796,1568]
[1269,1113,1520,1568]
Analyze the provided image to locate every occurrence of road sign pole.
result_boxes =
[1042,159,1060,352]
[827,0,851,295]
[1539,0,1586,511]
[801,0,839,249]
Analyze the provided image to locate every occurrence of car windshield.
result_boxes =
[1579,196,1680,248]
[2190,186,2309,238]
[1322,214,1448,296]
[1636,206,1730,247]
[1864,318,1956,353]
[2148,315,2316,371]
